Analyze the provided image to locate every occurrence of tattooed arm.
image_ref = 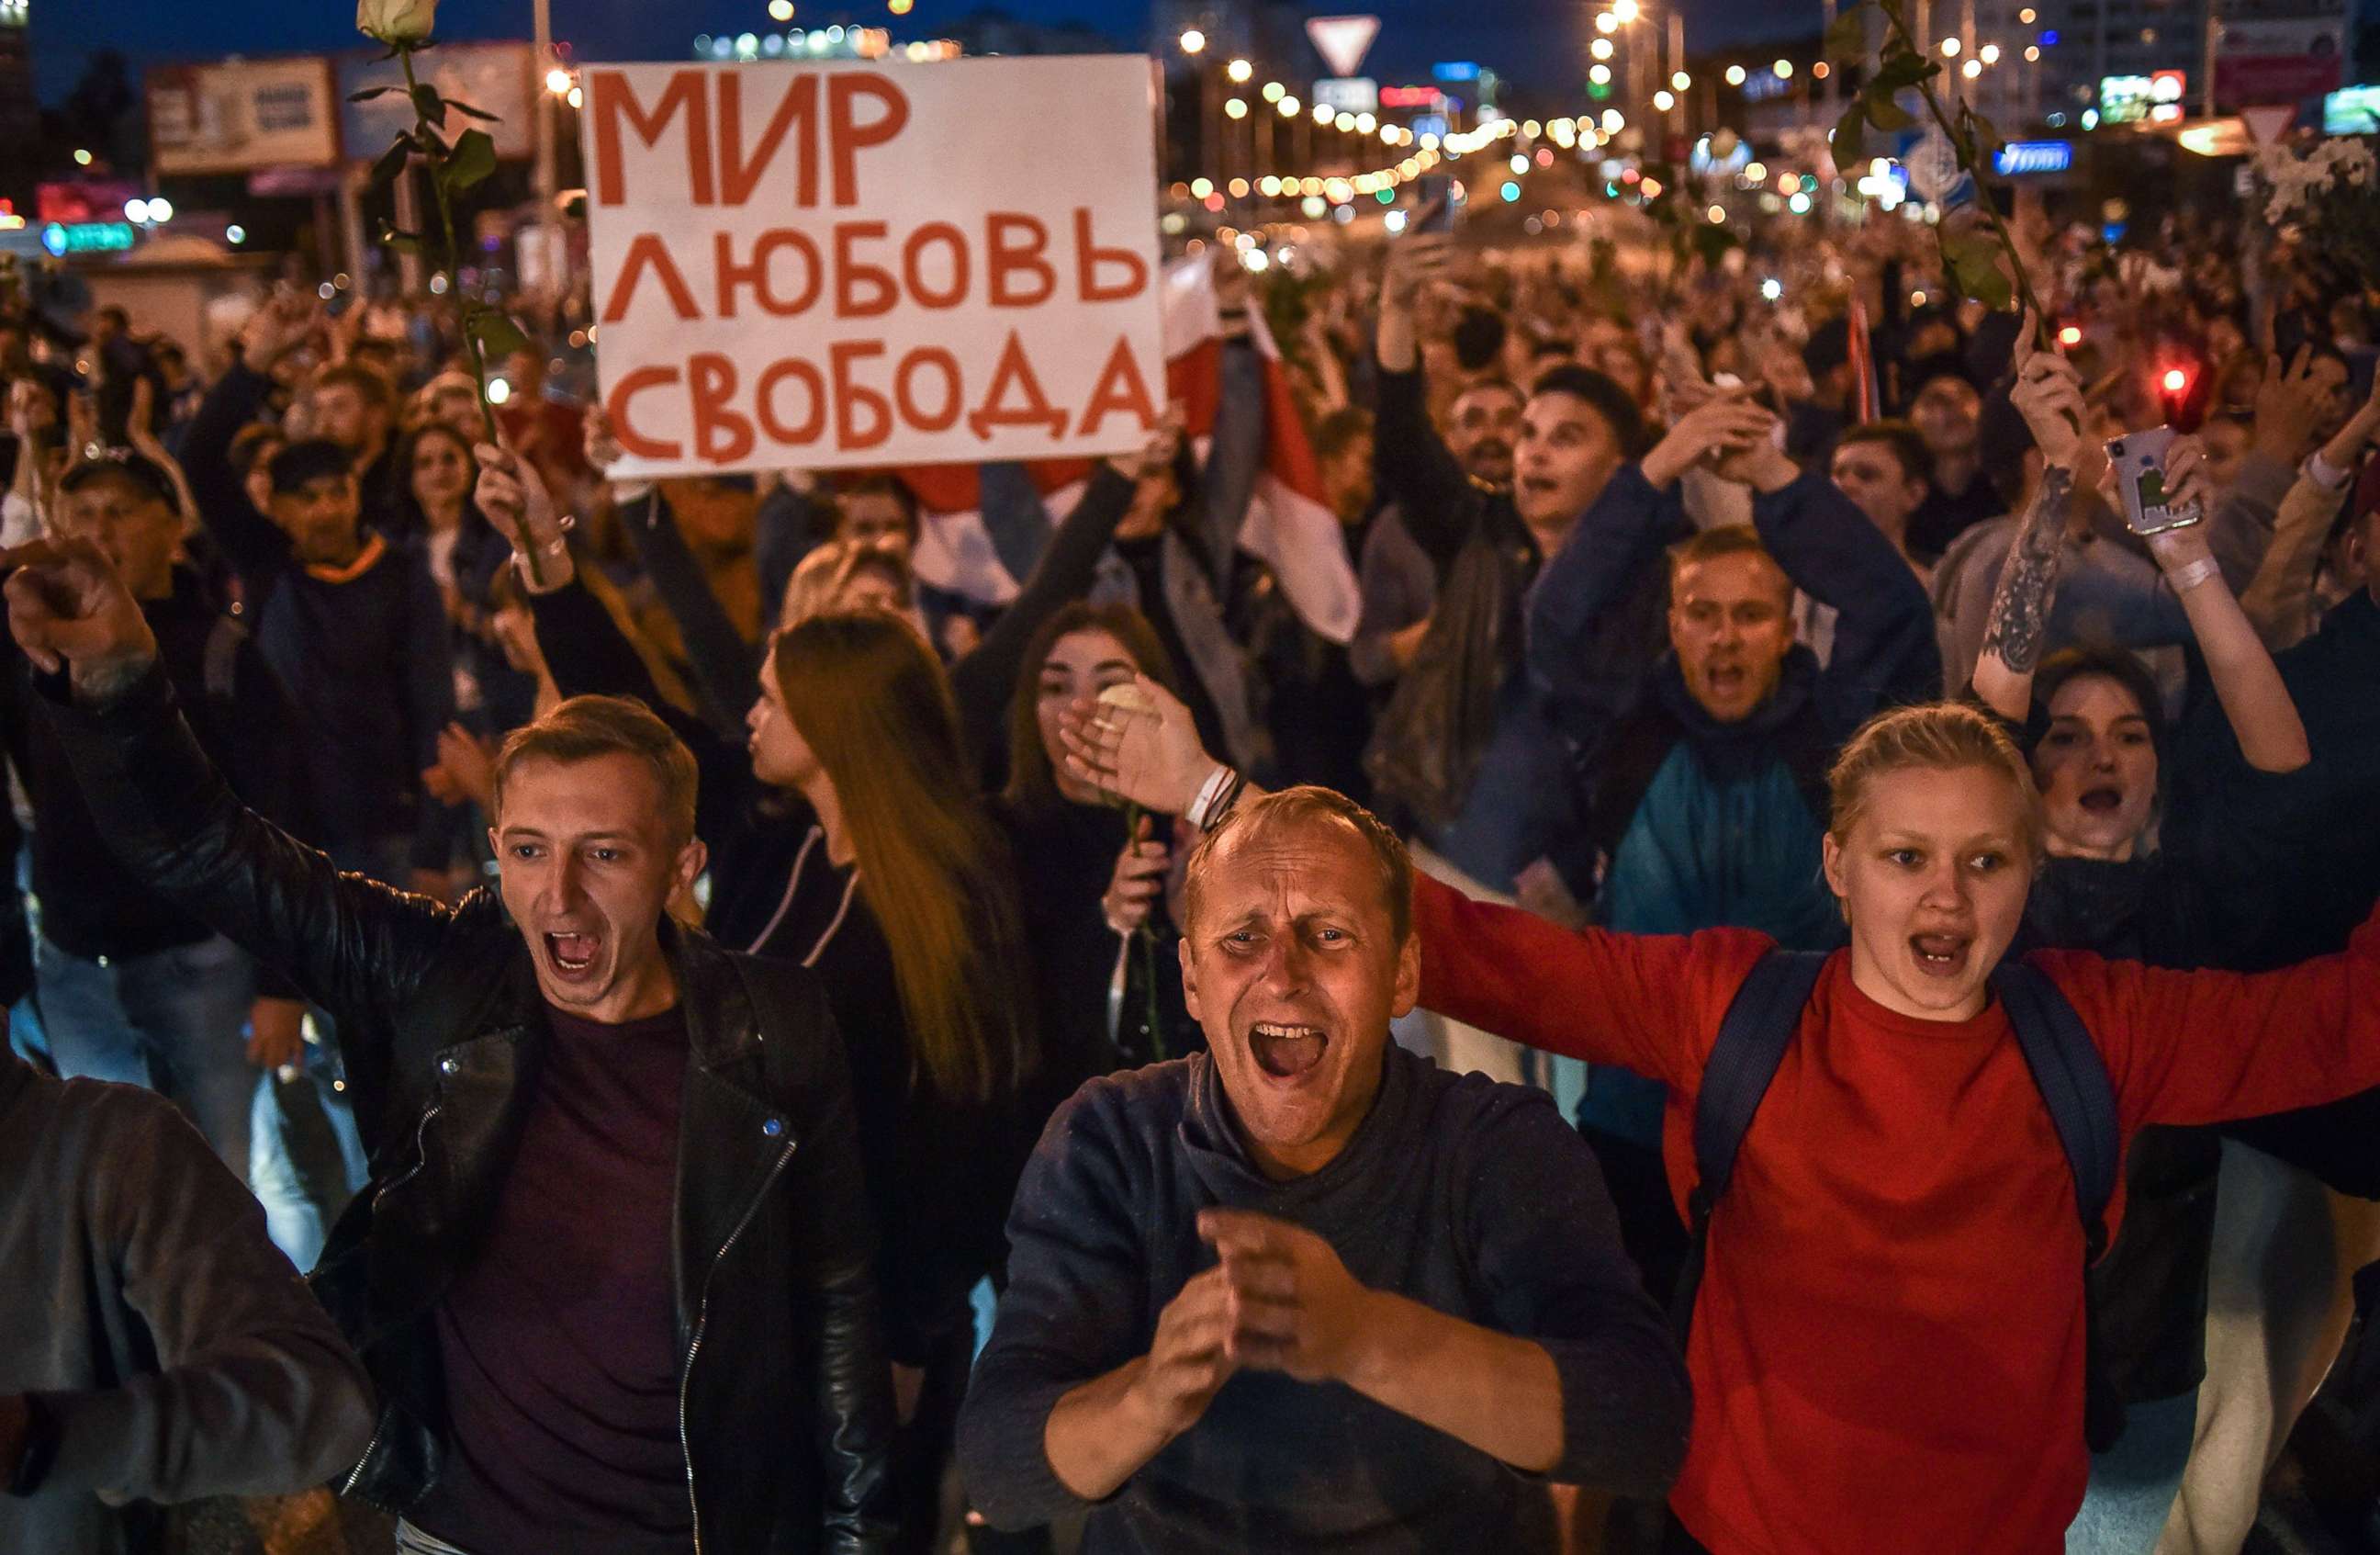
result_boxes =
[1972,462,2077,719]
[1973,322,2096,721]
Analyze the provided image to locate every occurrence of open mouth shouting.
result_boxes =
[542,929,604,985]
[1908,930,1972,980]
[1249,1021,1329,1080]
[2077,783,2125,815]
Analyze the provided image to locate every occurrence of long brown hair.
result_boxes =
[771,614,1036,1103]
[1002,601,1184,812]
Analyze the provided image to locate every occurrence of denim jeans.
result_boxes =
[2065,1390,2200,1554]
[247,834,413,1270]
[37,932,258,1182]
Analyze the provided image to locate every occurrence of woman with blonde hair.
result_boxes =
[1060,677,2380,1555]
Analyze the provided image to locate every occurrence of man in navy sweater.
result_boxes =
[180,292,455,896]
[958,787,1689,1553]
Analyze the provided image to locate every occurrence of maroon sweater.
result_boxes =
[410,1005,694,1553]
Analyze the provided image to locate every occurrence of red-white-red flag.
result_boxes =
[902,256,1360,644]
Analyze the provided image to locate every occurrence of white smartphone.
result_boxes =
[2103,425,2203,536]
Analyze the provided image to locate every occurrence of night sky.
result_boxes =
[36,0,1822,105]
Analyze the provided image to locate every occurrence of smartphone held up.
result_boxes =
[2104,426,2204,536]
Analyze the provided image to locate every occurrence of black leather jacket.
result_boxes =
[40,662,895,1554]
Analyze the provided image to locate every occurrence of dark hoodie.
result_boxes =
[1531,467,1943,1147]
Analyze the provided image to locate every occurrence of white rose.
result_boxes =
[356,0,437,44]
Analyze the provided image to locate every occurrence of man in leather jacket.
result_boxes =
[0,534,895,1555]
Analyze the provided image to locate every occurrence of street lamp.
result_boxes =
[1226,57,1252,84]
[1725,63,1746,85]
[1612,0,1639,23]
[544,66,573,95]
[1179,28,1206,53]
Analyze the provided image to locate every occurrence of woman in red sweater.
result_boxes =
[1060,683,2380,1555]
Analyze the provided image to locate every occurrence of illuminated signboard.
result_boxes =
[39,221,135,255]
[1993,139,2073,174]
[2324,84,2380,132]
[1313,76,1380,115]
[1380,84,1444,109]
[2101,69,2185,123]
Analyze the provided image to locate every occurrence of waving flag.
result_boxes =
[900,256,1361,644]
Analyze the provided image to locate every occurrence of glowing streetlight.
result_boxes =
[767,0,793,19]
[1589,62,1612,85]
[1653,88,1676,110]
[1960,58,1981,77]
[1612,0,1640,23]
[1179,28,1206,53]
[1725,63,1747,85]
[1939,36,1960,55]
[1672,70,1692,89]
[1279,96,1301,116]
[1591,36,1614,60]
[1226,57,1252,84]
[1262,80,1284,101]
[1593,10,1619,32]
[1980,42,2001,62]
[2025,44,2041,60]
[545,66,574,95]
[2018,7,2036,21]
[1224,97,1248,118]
[1773,58,1793,77]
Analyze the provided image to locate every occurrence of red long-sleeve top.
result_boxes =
[1415,873,2380,1555]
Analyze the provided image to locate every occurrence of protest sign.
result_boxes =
[580,55,1164,479]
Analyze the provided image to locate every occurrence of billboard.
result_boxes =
[340,41,536,163]
[2215,16,2345,106]
[147,57,342,175]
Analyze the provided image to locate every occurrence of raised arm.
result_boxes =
[475,446,751,853]
[2057,892,2380,1132]
[2141,456,2310,772]
[2240,381,2380,648]
[1,537,455,1031]
[1972,329,2100,721]
[621,488,760,738]
[949,419,1180,765]
[1372,234,1477,569]
[1051,668,1742,1085]
[1726,434,1940,727]
[180,298,320,589]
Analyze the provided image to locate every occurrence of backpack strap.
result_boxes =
[1672,947,1832,1344]
[1991,957,2126,1452]
[1990,960,2119,1255]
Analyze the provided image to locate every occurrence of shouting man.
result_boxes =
[958,786,1690,1553]
[0,534,894,1554]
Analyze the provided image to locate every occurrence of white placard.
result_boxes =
[581,56,1165,479]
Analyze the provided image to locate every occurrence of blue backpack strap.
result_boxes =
[1990,960,2119,1255]
[1992,957,2127,1452]
[1672,947,1831,1342]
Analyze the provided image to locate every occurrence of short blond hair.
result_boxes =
[491,694,700,848]
[1183,786,1416,942]
[1827,703,2045,864]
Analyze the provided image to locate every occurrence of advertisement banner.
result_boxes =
[2215,16,2345,106]
[340,41,536,163]
[580,56,1164,479]
[147,57,342,175]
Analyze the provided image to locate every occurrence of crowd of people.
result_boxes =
[3,178,2380,1555]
